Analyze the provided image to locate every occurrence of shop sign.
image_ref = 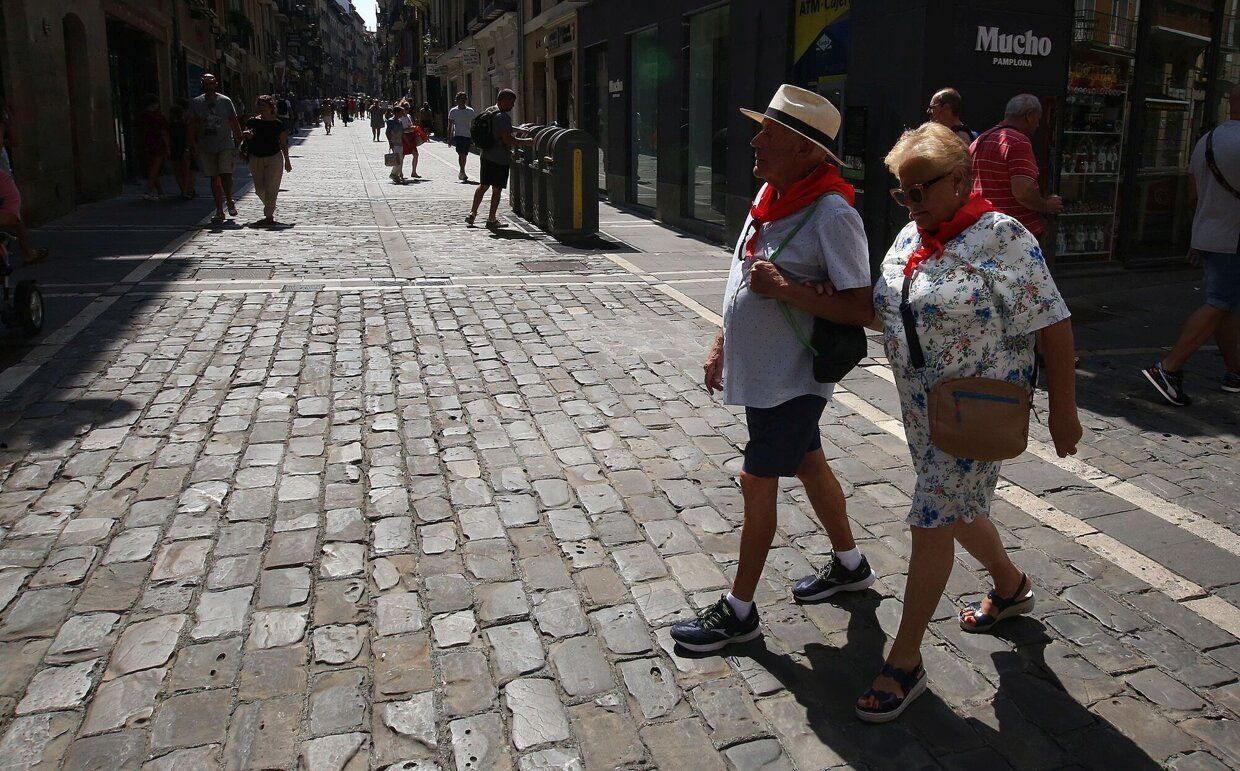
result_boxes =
[462,48,480,66]
[964,11,1067,84]
[975,26,1053,66]
[793,0,849,90]
[608,79,624,94]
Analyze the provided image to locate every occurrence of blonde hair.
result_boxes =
[884,121,970,177]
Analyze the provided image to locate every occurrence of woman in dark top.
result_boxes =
[168,100,194,199]
[139,96,170,201]
[370,101,385,142]
[241,95,292,226]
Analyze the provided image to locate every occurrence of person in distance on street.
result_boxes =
[925,87,976,145]
[857,122,1081,723]
[447,92,477,182]
[241,95,292,227]
[1142,84,1240,405]
[670,85,876,655]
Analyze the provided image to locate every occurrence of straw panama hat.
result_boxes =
[741,84,846,166]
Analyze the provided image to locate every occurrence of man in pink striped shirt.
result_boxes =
[970,94,1062,239]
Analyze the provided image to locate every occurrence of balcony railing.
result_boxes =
[1073,10,1137,52]
[467,0,516,34]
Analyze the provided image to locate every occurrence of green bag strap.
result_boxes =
[762,194,831,357]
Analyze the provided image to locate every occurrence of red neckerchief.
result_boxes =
[904,194,995,276]
[746,163,855,257]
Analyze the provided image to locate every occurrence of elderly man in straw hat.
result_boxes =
[671,85,877,652]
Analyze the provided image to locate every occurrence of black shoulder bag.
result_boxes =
[759,193,869,383]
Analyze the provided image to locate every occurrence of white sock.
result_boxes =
[835,547,863,571]
[725,593,754,619]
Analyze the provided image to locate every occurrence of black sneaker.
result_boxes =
[1141,363,1191,406]
[793,554,876,602]
[670,595,761,652]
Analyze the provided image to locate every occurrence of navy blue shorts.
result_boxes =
[479,158,510,189]
[453,136,473,155]
[743,394,827,478]
[1201,251,1240,311]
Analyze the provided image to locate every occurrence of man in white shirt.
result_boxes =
[1143,84,1240,405]
[447,92,477,181]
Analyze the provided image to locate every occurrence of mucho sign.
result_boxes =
[975,25,1053,68]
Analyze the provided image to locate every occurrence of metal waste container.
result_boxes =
[530,127,562,232]
[510,123,543,220]
[542,129,599,239]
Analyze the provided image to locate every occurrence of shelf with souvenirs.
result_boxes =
[1054,59,1131,264]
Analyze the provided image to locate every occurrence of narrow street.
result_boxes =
[0,123,1238,770]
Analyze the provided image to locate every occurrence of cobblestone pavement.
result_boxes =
[0,124,1238,770]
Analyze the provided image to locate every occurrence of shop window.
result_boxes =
[629,26,661,208]
[685,5,729,225]
[582,45,608,193]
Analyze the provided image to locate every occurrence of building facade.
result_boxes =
[521,1,586,127]
[425,0,521,133]
[578,0,791,244]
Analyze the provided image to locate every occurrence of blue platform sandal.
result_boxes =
[855,661,928,723]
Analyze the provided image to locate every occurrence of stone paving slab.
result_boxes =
[0,124,1237,770]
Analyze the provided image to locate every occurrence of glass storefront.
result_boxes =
[1056,0,1236,266]
[630,26,660,208]
[686,5,729,224]
[581,45,608,192]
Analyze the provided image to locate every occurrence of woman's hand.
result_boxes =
[749,260,790,299]
[1048,407,1082,457]
[703,332,724,394]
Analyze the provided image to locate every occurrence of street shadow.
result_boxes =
[487,227,537,241]
[0,398,138,452]
[686,597,1163,769]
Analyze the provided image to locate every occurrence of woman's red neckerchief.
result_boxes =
[746,163,855,258]
[904,193,995,276]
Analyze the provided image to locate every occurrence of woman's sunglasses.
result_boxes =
[890,172,950,207]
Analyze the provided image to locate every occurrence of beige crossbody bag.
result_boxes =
[900,270,1033,462]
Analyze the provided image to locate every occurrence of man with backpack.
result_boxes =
[465,89,532,229]
[1142,84,1240,405]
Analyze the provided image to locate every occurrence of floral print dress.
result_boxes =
[874,212,1071,528]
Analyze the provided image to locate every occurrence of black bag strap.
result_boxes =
[1206,129,1240,201]
[900,258,1038,387]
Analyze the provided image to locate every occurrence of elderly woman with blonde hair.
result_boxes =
[855,122,1082,722]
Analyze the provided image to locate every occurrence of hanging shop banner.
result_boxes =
[793,0,849,91]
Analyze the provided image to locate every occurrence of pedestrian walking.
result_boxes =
[857,121,1080,722]
[341,97,352,126]
[401,110,429,179]
[241,95,292,227]
[668,85,876,654]
[447,92,477,181]
[0,169,47,265]
[926,88,976,145]
[417,102,435,135]
[370,101,385,142]
[275,93,293,130]
[386,106,408,183]
[970,94,1063,243]
[322,100,335,134]
[1143,85,1240,405]
[168,100,195,199]
[0,98,13,174]
[466,90,532,228]
[138,96,171,201]
[188,73,243,224]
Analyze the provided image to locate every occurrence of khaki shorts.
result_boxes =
[198,148,236,177]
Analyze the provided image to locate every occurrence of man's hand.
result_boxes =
[284,158,293,173]
[804,280,837,296]
[1048,406,1082,457]
[1044,194,1064,215]
[748,260,790,299]
[703,334,724,395]
[1188,248,1201,267]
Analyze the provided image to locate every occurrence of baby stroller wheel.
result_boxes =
[15,280,43,334]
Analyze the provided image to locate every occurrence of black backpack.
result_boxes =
[472,108,498,150]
